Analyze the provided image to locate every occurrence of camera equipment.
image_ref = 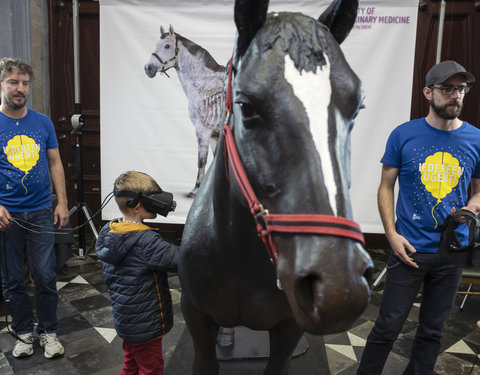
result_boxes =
[438,209,480,268]
[68,0,99,259]
[113,186,176,217]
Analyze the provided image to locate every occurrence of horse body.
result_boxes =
[145,26,224,197]
[182,171,292,328]
[180,1,374,374]
[181,152,300,374]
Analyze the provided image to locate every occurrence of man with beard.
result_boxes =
[357,60,480,375]
[0,58,68,359]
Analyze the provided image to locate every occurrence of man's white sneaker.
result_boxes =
[39,332,64,359]
[12,332,35,358]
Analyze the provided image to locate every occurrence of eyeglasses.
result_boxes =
[430,85,471,95]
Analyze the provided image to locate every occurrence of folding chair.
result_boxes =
[372,266,387,288]
[457,262,480,311]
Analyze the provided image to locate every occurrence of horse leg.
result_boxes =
[188,125,210,198]
[264,319,303,375]
[209,127,220,156]
[182,298,219,375]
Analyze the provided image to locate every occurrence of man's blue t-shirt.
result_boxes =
[381,118,480,253]
[0,108,59,212]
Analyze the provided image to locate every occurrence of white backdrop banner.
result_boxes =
[100,0,418,231]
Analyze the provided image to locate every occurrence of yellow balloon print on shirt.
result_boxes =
[419,152,463,228]
[5,135,40,195]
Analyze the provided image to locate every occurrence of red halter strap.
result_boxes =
[223,59,365,267]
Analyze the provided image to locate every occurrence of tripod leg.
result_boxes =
[68,204,87,259]
[68,205,78,216]
[79,204,98,258]
[81,204,98,240]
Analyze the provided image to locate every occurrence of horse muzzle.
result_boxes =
[144,63,158,78]
[276,236,374,335]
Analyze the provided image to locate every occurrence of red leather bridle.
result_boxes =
[223,59,365,268]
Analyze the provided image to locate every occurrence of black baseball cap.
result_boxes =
[425,60,475,87]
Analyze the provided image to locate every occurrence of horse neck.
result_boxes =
[175,39,221,95]
[210,134,255,234]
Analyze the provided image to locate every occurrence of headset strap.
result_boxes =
[443,209,480,253]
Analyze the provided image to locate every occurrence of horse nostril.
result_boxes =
[298,273,322,311]
[364,265,374,285]
[145,65,155,77]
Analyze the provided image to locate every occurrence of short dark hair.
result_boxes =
[0,57,34,81]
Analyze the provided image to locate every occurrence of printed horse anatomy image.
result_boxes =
[144,25,224,197]
[179,0,374,374]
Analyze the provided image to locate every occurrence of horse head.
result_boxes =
[228,0,374,334]
[144,24,179,78]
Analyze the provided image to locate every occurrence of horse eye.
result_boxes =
[239,102,257,119]
[234,96,262,127]
[165,44,170,49]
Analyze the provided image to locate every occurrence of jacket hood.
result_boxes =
[96,220,153,265]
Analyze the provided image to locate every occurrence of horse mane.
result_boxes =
[264,12,328,73]
[176,33,225,73]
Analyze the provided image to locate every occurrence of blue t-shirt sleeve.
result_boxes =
[473,163,480,179]
[380,127,401,168]
[43,116,59,150]
[463,122,480,179]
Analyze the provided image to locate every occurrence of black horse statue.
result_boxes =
[179,0,374,373]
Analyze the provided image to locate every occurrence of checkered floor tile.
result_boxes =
[0,253,479,374]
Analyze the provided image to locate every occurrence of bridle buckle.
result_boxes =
[254,204,269,233]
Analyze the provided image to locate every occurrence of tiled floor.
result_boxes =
[0,249,480,374]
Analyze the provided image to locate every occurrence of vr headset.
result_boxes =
[438,209,480,268]
[113,185,176,217]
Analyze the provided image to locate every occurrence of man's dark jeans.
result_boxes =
[357,252,462,375]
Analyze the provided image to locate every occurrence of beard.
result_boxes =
[2,93,26,110]
[430,97,463,120]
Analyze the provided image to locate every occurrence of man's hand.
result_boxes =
[463,203,480,215]
[0,205,12,231]
[54,202,70,229]
[387,232,419,269]
[451,205,480,223]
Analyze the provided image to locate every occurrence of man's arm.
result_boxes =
[464,178,480,214]
[378,164,418,268]
[451,178,480,221]
[47,148,69,228]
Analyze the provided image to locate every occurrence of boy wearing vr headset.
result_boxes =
[96,171,179,375]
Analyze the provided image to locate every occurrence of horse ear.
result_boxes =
[318,0,358,44]
[169,24,175,35]
[160,25,166,38]
[234,0,269,58]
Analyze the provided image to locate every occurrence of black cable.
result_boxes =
[10,192,115,236]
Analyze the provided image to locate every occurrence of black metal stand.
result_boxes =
[68,0,98,259]
[166,327,327,375]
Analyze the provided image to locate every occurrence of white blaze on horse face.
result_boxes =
[284,55,337,215]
